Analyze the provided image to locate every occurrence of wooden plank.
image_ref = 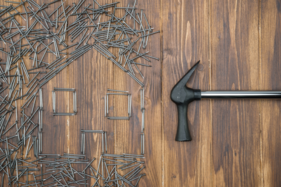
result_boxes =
[210,0,260,186]
[65,0,115,185]
[1,0,22,185]
[162,0,211,186]
[29,0,70,184]
[133,1,162,186]
[261,0,281,186]
[38,0,67,156]
[112,0,162,187]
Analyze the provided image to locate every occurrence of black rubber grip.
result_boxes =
[174,90,201,141]
[176,104,192,141]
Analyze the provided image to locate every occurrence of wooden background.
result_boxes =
[2,0,281,186]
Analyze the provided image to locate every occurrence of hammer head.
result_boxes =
[170,61,201,141]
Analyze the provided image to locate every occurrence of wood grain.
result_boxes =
[261,0,281,186]
[112,0,162,186]
[162,0,211,186]
[2,0,281,186]
[210,0,261,187]
[53,0,116,184]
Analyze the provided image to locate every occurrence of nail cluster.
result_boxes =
[0,0,159,185]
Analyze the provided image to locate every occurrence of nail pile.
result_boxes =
[0,153,145,186]
[0,0,159,185]
[102,154,146,187]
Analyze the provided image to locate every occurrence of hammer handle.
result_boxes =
[201,91,281,98]
[176,103,192,141]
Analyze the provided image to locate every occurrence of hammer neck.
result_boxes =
[200,91,281,99]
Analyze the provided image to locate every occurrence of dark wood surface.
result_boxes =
[162,0,281,187]
[2,0,281,186]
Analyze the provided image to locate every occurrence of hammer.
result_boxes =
[171,61,281,142]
